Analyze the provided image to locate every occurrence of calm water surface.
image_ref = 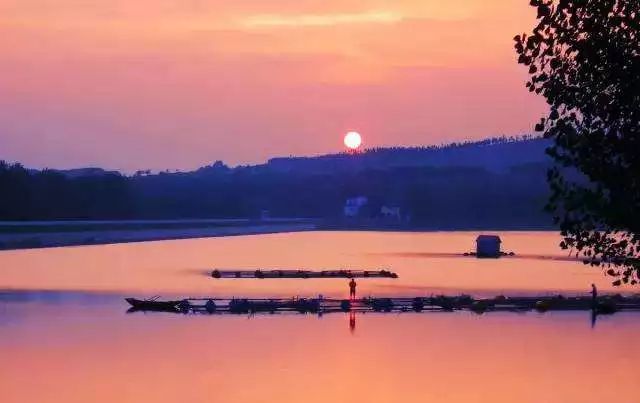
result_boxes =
[1,231,639,402]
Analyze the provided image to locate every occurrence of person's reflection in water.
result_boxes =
[590,283,599,329]
[349,311,356,334]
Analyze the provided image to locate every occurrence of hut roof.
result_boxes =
[476,235,501,243]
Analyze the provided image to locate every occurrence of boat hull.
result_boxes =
[125,298,180,312]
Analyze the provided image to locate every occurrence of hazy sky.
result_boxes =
[0,0,548,171]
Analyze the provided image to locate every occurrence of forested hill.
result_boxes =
[265,136,550,174]
[0,136,555,228]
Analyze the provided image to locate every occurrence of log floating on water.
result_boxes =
[125,294,640,315]
[210,269,398,279]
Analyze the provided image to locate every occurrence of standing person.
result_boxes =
[591,283,598,308]
[349,278,357,299]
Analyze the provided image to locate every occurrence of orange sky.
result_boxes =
[0,0,548,171]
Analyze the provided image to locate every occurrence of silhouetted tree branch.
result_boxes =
[515,0,640,285]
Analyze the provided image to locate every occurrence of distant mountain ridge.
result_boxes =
[263,135,550,175]
[55,167,120,178]
[45,135,550,177]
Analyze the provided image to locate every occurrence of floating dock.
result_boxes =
[126,294,640,315]
[210,269,398,279]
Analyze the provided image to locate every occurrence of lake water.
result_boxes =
[1,231,639,402]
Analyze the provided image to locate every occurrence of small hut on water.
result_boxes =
[476,235,502,258]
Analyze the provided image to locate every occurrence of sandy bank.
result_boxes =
[0,222,317,250]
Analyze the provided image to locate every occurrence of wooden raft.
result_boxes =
[126,294,640,315]
[210,269,398,279]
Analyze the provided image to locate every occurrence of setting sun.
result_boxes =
[344,131,362,150]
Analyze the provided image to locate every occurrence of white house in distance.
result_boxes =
[476,235,502,258]
[344,196,368,217]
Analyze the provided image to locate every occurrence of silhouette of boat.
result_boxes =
[125,297,181,312]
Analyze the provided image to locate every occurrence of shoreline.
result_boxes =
[0,222,318,251]
[0,219,557,251]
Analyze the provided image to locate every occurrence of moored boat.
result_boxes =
[125,297,181,311]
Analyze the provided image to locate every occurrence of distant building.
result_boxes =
[476,235,502,258]
[344,196,368,217]
[380,206,401,221]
